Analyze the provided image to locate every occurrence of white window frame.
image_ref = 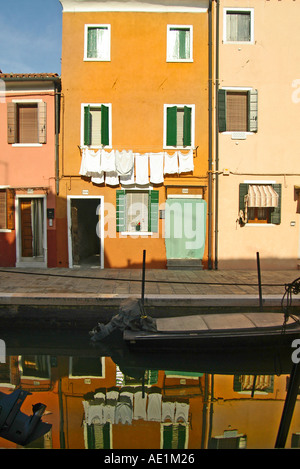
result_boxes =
[167,25,193,62]
[163,103,195,150]
[80,103,112,149]
[120,186,154,237]
[84,24,111,61]
[223,8,254,44]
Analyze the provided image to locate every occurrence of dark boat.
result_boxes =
[123,311,300,351]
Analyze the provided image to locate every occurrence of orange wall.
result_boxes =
[58,9,210,268]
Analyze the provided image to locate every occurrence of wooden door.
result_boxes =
[20,199,33,257]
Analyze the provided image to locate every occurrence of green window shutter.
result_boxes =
[84,105,91,146]
[166,106,177,146]
[116,190,126,232]
[101,105,109,146]
[239,183,249,213]
[248,89,258,132]
[148,190,159,232]
[183,106,192,147]
[218,89,227,132]
[271,184,281,225]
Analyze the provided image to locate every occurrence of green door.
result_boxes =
[165,198,207,260]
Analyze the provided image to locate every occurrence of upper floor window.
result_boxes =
[224,8,254,43]
[167,25,193,62]
[84,24,111,61]
[7,101,47,145]
[218,89,258,133]
[82,103,111,147]
[164,104,195,149]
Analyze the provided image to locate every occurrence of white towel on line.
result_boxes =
[164,152,178,174]
[135,153,149,185]
[105,171,119,186]
[85,149,102,176]
[147,393,162,422]
[116,150,134,176]
[150,152,164,184]
[101,149,116,172]
[133,391,147,420]
[178,149,194,173]
[162,401,176,422]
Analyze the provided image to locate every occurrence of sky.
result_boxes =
[0,0,62,75]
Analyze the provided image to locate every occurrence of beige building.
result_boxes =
[215,0,300,270]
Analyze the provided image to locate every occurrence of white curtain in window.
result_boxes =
[96,27,110,60]
[168,28,190,60]
[126,192,148,232]
[31,199,44,257]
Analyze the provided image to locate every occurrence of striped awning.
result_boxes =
[245,185,279,208]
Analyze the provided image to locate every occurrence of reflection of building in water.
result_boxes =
[1,356,300,449]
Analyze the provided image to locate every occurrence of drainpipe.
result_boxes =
[214,0,220,270]
[208,0,213,270]
[55,81,61,196]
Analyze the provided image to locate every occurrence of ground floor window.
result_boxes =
[239,183,281,225]
[0,189,15,230]
[116,189,159,233]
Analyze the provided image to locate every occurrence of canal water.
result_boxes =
[0,327,300,450]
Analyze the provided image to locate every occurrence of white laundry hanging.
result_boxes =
[178,149,194,173]
[175,402,189,423]
[119,153,136,185]
[162,401,175,423]
[116,150,134,176]
[135,153,149,185]
[133,391,147,421]
[105,171,119,186]
[91,175,104,185]
[164,152,178,174]
[147,393,162,422]
[150,152,164,184]
[85,149,102,177]
[101,149,116,172]
[79,148,88,176]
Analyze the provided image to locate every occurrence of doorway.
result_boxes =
[16,195,47,267]
[67,196,104,268]
[165,197,207,263]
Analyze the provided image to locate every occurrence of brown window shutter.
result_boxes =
[6,189,15,230]
[0,191,6,229]
[38,101,47,144]
[7,102,17,143]
[226,91,248,132]
[19,104,38,143]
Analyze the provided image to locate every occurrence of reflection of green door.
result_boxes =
[165,198,207,260]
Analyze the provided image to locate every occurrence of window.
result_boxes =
[167,25,193,62]
[82,104,111,147]
[0,189,15,230]
[7,101,47,144]
[84,24,111,61]
[239,184,281,225]
[164,105,194,148]
[116,190,159,234]
[218,89,258,133]
[224,8,254,43]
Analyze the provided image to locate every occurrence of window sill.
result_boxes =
[166,58,193,63]
[83,57,110,62]
[12,143,43,147]
[245,223,277,227]
[120,231,153,236]
[0,229,12,233]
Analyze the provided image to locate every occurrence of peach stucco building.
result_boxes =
[0,73,61,268]
[215,0,300,270]
[57,0,212,269]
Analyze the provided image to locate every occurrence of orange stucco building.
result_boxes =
[57,0,212,270]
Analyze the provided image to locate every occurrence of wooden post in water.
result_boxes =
[141,250,146,305]
[256,252,263,311]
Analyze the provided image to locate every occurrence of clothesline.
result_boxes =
[79,147,195,186]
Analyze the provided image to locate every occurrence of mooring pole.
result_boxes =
[275,362,300,448]
[141,250,146,305]
[256,252,263,311]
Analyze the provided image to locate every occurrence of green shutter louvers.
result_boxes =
[166,106,177,146]
[101,104,109,146]
[183,106,192,146]
[84,105,91,146]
